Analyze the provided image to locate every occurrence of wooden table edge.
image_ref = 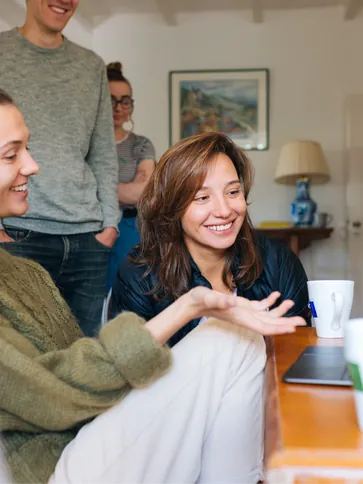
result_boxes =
[264,329,363,479]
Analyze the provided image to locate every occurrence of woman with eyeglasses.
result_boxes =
[106,62,156,290]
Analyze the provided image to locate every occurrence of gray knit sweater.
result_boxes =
[0,28,119,234]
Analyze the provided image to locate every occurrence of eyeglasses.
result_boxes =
[111,95,134,110]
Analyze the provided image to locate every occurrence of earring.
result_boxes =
[122,117,135,133]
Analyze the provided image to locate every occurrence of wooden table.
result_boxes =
[255,227,333,256]
[264,327,363,483]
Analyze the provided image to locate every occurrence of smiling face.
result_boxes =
[109,80,133,129]
[181,153,247,257]
[26,0,79,34]
[0,104,39,219]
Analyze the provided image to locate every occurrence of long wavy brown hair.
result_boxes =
[133,132,262,300]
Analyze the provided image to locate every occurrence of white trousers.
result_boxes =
[50,319,266,484]
[0,440,11,484]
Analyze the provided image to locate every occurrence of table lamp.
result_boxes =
[275,140,331,226]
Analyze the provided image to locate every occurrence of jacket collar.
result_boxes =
[188,249,243,289]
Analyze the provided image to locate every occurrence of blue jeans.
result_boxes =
[106,216,140,292]
[0,228,111,337]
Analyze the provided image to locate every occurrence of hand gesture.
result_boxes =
[189,286,306,335]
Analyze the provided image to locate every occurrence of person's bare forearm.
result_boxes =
[145,293,197,344]
[145,287,306,344]
[118,181,146,205]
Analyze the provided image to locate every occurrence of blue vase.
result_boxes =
[291,178,317,226]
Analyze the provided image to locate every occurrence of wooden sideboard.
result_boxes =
[255,227,334,256]
[264,327,363,483]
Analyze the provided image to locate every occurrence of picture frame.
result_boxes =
[169,68,269,151]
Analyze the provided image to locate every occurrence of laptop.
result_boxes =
[282,346,352,387]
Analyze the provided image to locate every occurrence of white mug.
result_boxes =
[344,318,363,431]
[307,280,354,338]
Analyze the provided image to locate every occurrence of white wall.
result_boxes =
[0,11,92,49]
[93,6,363,279]
[0,20,11,31]
[63,15,93,49]
[1,6,361,280]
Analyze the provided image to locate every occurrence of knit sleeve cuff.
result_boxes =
[103,221,120,233]
[98,312,172,388]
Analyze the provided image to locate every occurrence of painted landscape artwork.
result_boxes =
[169,70,269,150]
[180,79,258,140]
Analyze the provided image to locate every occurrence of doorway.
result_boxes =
[345,94,363,317]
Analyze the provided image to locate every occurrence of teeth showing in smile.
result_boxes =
[208,222,232,232]
[51,6,67,14]
[10,184,27,192]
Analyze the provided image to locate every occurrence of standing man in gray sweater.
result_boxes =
[0,0,120,336]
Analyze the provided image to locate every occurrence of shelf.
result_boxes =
[255,227,334,256]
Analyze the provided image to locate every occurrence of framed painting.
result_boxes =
[169,68,269,151]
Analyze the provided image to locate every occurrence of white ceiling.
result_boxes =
[3,0,363,29]
[76,0,363,24]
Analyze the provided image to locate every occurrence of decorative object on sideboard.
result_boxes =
[317,212,333,228]
[258,221,292,228]
[274,140,331,226]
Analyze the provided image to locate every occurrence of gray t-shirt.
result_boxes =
[0,28,119,234]
[117,133,156,209]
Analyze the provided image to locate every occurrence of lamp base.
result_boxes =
[291,178,317,227]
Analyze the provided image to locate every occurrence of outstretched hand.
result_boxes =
[188,286,306,335]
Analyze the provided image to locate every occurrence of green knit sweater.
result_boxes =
[0,248,172,483]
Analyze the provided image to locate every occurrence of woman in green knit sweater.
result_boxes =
[0,89,305,484]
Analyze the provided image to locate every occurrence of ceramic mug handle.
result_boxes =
[331,292,343,331]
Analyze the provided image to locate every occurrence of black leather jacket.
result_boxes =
[112,235,310,346]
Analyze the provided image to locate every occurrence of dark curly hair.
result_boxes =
[106,62,132,93]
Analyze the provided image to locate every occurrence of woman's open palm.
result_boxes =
[189,286,306,335]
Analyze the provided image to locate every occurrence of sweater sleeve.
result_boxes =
[86,64,120,230]
[0,313,171,433]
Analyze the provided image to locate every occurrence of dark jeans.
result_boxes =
[0,228,111,337]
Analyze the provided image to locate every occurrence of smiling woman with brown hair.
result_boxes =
[135,131,261,297]
[0,92,304,484]
[112,132,310,346]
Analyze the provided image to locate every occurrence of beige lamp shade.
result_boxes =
[275,140,331,185]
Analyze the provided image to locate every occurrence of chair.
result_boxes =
[101,289,112,325]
